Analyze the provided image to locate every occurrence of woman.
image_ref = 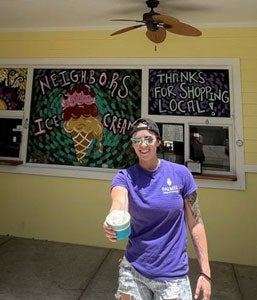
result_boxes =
[103,118,211,300]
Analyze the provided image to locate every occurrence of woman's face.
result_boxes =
[131,129,160,162]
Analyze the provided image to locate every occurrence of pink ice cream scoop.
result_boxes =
[61,84,96,109]
[61,84,99,120]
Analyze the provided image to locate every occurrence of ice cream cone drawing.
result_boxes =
[61,84,103,164]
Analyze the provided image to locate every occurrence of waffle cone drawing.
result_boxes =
[63,115,103,163]
[70,130,93,163]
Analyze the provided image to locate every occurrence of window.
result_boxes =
[145,59,244,189]
[0,58,245,189]
[0,67,27,164]
[0,118,23,158]
[189,125,230,173]
[157,123,184,165]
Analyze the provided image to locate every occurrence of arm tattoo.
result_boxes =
[187,191,203,224]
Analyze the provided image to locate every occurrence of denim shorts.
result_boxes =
[115,257,193,300]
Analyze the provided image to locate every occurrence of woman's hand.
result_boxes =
[103,221,117,242]
[194,274,211,300]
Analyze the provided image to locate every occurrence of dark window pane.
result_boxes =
[189,125,230,172]
[0,118,22,158]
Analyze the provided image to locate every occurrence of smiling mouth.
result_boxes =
[139,149,150,155]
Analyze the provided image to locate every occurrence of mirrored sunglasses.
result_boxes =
[131,136,155,146]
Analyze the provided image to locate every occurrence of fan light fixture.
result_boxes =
[110,0,202,44]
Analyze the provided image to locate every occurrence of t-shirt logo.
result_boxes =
[162,177,179,194]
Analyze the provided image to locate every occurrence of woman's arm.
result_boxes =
[103,186,128,242]
[185,191,211,300]
[109,186,128,211]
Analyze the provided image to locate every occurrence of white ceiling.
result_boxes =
[0,0,256,32]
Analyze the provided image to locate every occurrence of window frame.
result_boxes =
[0,58,245,190]
[142,59,244,189]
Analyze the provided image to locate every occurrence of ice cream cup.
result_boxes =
[106,210,131,241]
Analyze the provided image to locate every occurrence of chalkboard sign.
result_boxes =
[26,68,142,168]
[148,69,230,117]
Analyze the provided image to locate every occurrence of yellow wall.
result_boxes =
[0,27,257,266]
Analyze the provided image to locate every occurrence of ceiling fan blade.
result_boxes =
[111,19,144,23]
[146,27,167,44]
[110,24,144,36]
[152,14,180,26]
[152,14,201,36]
[166,21,202,36]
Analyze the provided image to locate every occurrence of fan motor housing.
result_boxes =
[146,0,159,9]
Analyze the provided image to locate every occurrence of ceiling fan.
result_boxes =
[110,0,202,44]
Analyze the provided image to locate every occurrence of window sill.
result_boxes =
[0,159,23,166]
[193,174,237,181]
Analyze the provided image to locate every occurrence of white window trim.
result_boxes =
[0,58,245,190]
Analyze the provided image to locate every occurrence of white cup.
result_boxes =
[106,210,131,241]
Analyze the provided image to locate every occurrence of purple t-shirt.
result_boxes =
[111,159,197,280]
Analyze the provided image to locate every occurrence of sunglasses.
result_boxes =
[131,136,155,146]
